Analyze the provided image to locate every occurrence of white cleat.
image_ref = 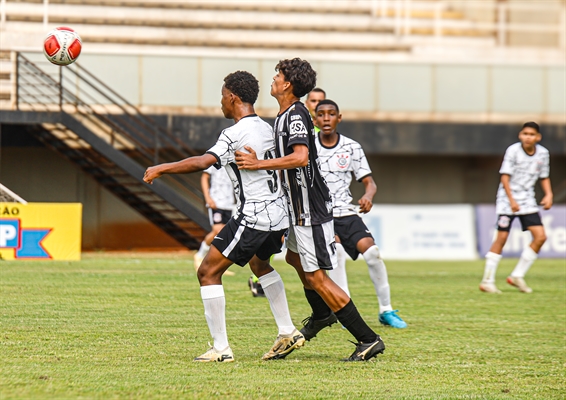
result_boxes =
[507,276,533,293]
[479,282,502,294]
[262,329,305,360]
[193,344,234,362]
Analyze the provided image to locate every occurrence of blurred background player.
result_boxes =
[315,99,407,328]
[236,58,385,362]
[479,122,553,294]
[305,87,326,126]
[194,165,236,275]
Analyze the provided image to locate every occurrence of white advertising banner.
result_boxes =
[361,204,478,260]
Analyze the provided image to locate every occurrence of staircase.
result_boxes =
[1,52,210,249]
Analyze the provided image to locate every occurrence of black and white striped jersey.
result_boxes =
[274,101,333,227]
[206,114,289,232]
[315,133,372,218]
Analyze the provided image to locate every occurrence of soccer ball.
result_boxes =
[43,27,82,66]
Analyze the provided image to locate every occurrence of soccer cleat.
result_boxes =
[479,282,502,294]
[341,336,385,362]
[248,275,265,297]
[299,313,338,341]
[193,253,204,272]
[507,276,533,293]
[262,329,306,360]
[193,344,234,363]
[379,310,408,329]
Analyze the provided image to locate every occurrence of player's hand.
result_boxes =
[358,196,373,213]
[206,199,217,210]
[540,194,553,210]
[510,199,520,212]
[143,165,163,184]
[235,146,259,170]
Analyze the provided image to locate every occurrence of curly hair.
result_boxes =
[223,71,259,105]
[275,58,317,98]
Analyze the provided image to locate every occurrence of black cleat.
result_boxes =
[299,313,338,341]
[341,336,385,362]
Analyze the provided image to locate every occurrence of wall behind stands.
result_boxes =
[23,52,566,122]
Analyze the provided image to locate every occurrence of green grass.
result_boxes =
[1,254,564,399]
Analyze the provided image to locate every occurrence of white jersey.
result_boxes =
[315,133,372,217]
[496,142,550,215]
[206,114,289,232]
[203,166,235,211]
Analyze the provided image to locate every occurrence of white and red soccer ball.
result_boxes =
[43,27,82,66]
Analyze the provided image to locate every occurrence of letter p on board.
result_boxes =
[0,220,20,248]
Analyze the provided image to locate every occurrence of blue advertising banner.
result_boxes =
[476,205,566,258]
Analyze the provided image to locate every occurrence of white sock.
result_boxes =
[196,242,210,258]
[328,243,350,297]
[200,285,229,351]
[482,252,502,283]
[258,271,295,336]
[363,245,393,314]
[511,247,538,278]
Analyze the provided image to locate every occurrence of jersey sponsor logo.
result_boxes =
[290,114,302,121]
[336,154,349,169]
[289,120,307,137]
[497,215,511,228]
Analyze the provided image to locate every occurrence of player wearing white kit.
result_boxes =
[193,165,235,272]
[144,71,305,362]
[236,58,384,362]
[480,122,553,294]
[315,99,407,328]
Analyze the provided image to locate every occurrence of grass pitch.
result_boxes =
[1,254,564,399]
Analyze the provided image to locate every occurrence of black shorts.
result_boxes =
[212,218,286,266]
[496,213,542,232]
[334,215,373,260]
[208,208,232,226]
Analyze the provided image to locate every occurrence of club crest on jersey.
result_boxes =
[289,120,307,138]
[498,215,511,228]
[335,154,349,169]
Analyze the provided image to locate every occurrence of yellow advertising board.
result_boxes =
[0,203,82,261]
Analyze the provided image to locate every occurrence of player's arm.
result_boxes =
[501,174,520,212]
[540,178,553,210]
[235,144,308,170]
[200,172,216,209]
[358,175,377,214]
[143,154,217,184]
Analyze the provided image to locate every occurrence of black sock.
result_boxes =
[304,288,332,320]
[335,300,378,343]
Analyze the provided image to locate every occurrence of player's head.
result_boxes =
[315,99,341,136]
[221,71,259,119]
[519,121,541,147]
[271,58,317,99]
[305,88,326,118]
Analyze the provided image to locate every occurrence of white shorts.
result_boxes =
[286,221,337,273]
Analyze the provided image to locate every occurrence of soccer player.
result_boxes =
[305,87,326,123]
[144,71,305,362]
[236,58,385,362]
[193,165,235,273]
[315,99,407,328]
[479,122,553,294]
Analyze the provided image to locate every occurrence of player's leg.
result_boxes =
[356,236,407,329]
[293,222,385,361]
[507,214,546,293]
[194,245,236,362]
[327,235,350,297]
[249,229,305,360]
[480,215,512,293]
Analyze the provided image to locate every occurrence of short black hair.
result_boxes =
[315,99,339,113]
[223,71,259,105]
[275,58,317,98]
[308,87,326,98]
[522,121,540,133]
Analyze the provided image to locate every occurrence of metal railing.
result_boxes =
[14,52,205,212]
